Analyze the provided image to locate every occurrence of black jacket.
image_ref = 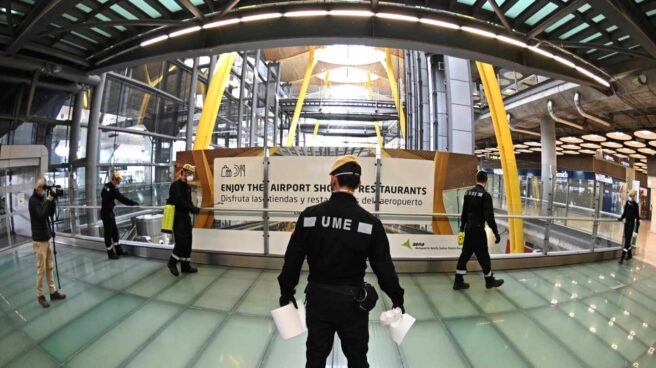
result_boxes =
[168,179,200,215]
[101,182,137,212]
[620,199,640,232]
[29,191,55,241]
[460,184,499,236]
[278,192,404,308]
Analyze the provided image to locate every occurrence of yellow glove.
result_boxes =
[457,231,465,246]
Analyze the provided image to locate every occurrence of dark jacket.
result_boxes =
[278,192,404,308]
[460,184,499,236]
[620,199,640,232]
[101,182,137,213]
[29,190,55,241]
[168,179,200,215]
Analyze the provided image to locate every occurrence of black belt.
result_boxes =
[308,282,360,297]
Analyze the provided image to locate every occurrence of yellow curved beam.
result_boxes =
[193,52,237,150]
[382,49,406,139]
[476,61,524,253]
[285,46,317,147]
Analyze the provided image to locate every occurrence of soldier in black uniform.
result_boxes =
[618,189,640,264]
[101,172,138,260]
[167,163,200,276]
[453,170,504,290]
[278,155,405,368]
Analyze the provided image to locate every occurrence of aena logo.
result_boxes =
[401,240,425,250]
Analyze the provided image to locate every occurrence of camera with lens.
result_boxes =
[46,184,64,198]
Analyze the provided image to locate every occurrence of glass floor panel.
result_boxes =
[0,243,655,367]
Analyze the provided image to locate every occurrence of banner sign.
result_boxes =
[213,156,434,222]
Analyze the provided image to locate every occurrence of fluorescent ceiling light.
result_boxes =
[140,34,168,47]
[581,134,606,142]
[496,35,527,48]
[634,130,656,140]
[528,46,553,58]
[601,141,622,148]
[552,55,576,68]
[461,26,496,38]
[419,18,459,30]
[329,10,374,17]
[561,144,580,150]
[580,149,597,154]
[284,10,329,17]
[376,13,418,22]
[560,136,583,144]
[625,140,646,148]
[563,150,580,155]
[606,131,632,141]
[170,26,201,38]
[241,12,282,22]
[203,18,240,29]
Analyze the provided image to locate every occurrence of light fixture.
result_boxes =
[169,26,201,38]
[562,144,580,150]
[606,131,632,141]
[518,149,533,153]
[140,34,169,47]
[582,134,606,142]
[557,152,564,156]
[638,148,656,155]
[284,10,329,17]
[631,153,647,159]
[376,13,418,22]
[317,45,385,66]
[530,147,542,152]
[634,130,656,140]
[524,141,541,146]
[556,146,564,151]
[555,140,563,145]
[602,141,623,148]
[203,18,240,29]
[461,26,496,38]
[625,140,646,148]
[563,150,579,155]
[419,18,460,30]
[514,144,528,149]
[601,148,616,154]
[581,143,601,149]
[241,12,282,22]
[496,35,527,48]
[329,9,374,17]
[580,149,597,154]
[614,153,628,158]
[561,136,584,144]
[617,147,636,154]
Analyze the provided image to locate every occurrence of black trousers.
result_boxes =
[305,286,369,368]
[456,228,492,276]
[623,221,635,252]
[100,210,118,249]
[172,213,193,261]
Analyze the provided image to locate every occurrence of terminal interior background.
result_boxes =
[0,0,656,367]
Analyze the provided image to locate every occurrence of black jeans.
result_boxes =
[456,228,492,275]
[623,221,635,251]
[172,213,193,260]
[100,211,118,249]
[305,285,369,368]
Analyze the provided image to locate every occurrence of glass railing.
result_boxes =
[51,204,623,259]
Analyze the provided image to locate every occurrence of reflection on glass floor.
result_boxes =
[1,244,656,368]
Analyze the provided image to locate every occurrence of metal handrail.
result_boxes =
[57,205,621,222]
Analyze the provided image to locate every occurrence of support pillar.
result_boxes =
[68,91,83,234]
[540,117,557,214]
[263,63,272,147]
[272,63,281,147]
[249,50,261,147]
[417,52,430,150]
[236,51,249,148]
[431,55,448,151]
[445,56,475,154]
[85,73,106,237]
[186,58,199,150]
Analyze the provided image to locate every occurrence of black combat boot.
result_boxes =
[485,274,504,289]
[167,256,179,276]
[619,251,626,264]
[453,274,470,290]
[627,249,633,260]
[115,243,126,256]
[107,249,119,260]
[180,261,198,274]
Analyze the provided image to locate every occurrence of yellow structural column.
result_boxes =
[476,62,524,253]
[193,52,237,150]
[285,46,317,147]
[382,49,406,139]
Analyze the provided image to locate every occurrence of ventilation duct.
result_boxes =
[547,100,584,130]
[507,113,540,137]
[574,92,611,128]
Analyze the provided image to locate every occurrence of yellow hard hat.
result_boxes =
[113,172,123,181]
[182,163,196,173]
[330,155,361,176]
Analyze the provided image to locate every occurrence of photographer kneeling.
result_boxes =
[29,177,66,308]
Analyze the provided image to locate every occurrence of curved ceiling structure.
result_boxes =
[1,0,655,89]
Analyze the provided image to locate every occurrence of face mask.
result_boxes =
[186,175,194,182]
